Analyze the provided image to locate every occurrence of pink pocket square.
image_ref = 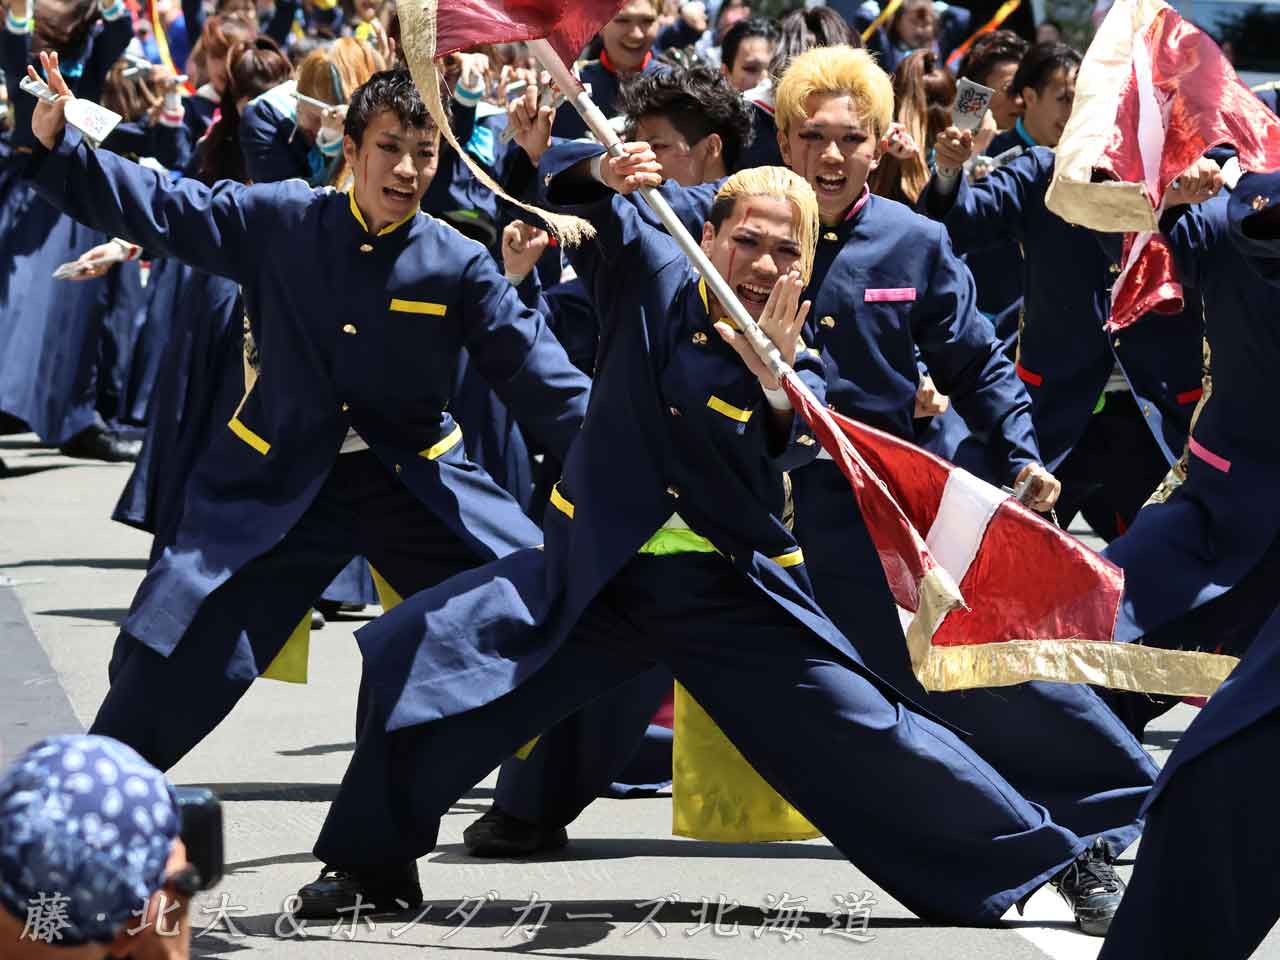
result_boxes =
[864,287,917,302]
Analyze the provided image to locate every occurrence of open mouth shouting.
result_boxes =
[738,280,775,309]
[814,172,848,198]
[383,183,417,208]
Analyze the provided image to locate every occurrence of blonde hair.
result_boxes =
[775,44,894,140]
[296,38,385,105]
[297,39,386,188]
[869,49,955,204]
[713,166,820,284]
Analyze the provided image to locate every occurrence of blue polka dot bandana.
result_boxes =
[0,736,180,945]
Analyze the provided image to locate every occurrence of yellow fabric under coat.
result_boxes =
[262,531,818,842]
[672,684,819,841]
[260,565,405,683]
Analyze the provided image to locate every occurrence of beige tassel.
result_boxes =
[397,0,595,246]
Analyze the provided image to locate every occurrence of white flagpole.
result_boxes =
[527,38,815,399]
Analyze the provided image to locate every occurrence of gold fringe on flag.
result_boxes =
[396,0,596,246]
[913,637,1238,696]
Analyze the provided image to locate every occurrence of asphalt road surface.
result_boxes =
[3,434,1277,959]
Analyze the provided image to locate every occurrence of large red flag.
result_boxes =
[781,375,1237,696]
[433,0,627,66]
[1046,0,1280,329]
[396,0,627,245]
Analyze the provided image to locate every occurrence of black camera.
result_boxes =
[174,787,224,892]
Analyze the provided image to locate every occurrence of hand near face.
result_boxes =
[715,268,812,391]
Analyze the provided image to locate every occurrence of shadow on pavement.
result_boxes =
[277,741,356,757]
[1142,729,1182,751]
[183,782,340,803]
[2,557,148,571]
[38,607,130,623]
[0,462,82,479]
[430,837,848,864]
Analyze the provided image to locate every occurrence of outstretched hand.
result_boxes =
[29,51,73,151]
[715,269,811,391]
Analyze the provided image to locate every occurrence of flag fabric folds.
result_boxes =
[432,0,628,66]
[1045,0,1280,328]
[780,374,1238,697]
[395,0,627,244]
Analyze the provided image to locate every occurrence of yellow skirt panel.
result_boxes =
[672,682,819,842]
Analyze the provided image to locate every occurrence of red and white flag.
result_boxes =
[1045,0,1280,329]
[783,377,1237,695]
[395,0,628,244]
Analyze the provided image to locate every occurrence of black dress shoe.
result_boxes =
[1051,838,1125,936]
[294,864,422,919]
[310,608,326,630]
[59,426,142,462]
[463,806,569,858]
[316,599,368,619]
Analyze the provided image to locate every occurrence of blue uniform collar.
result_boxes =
[1014,117,1038,148]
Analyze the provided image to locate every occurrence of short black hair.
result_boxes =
[344,68,448,147]
[721,16,780,73]
[617,66,755,172]
[958,29,1029,85]
[1010,42,1081,97]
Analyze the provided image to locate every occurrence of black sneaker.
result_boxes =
[462,807,569,858]
[59,426,141,462]
[293,863,422,919]
[1052,838,1125,936]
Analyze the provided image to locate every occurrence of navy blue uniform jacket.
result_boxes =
[549,56,666,141]
[25,129,591,658]
[921,147,1204,470]
[1139,171,1280,805]
[1104,179,1280,641]
[537,140,1041,481]
[354,190,902,734]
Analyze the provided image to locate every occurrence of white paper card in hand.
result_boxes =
[952,77,994,132]
[64,99,122,148]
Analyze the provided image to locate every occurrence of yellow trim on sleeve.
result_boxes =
[706,395,755,423]
[769,548,805,568]
[228,416,271,455]
[550,482,575,519]
[390,298,448,316]
[418,424,463,460]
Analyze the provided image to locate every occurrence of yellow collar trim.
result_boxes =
[347,190,418,237]
[698,278,740,331]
